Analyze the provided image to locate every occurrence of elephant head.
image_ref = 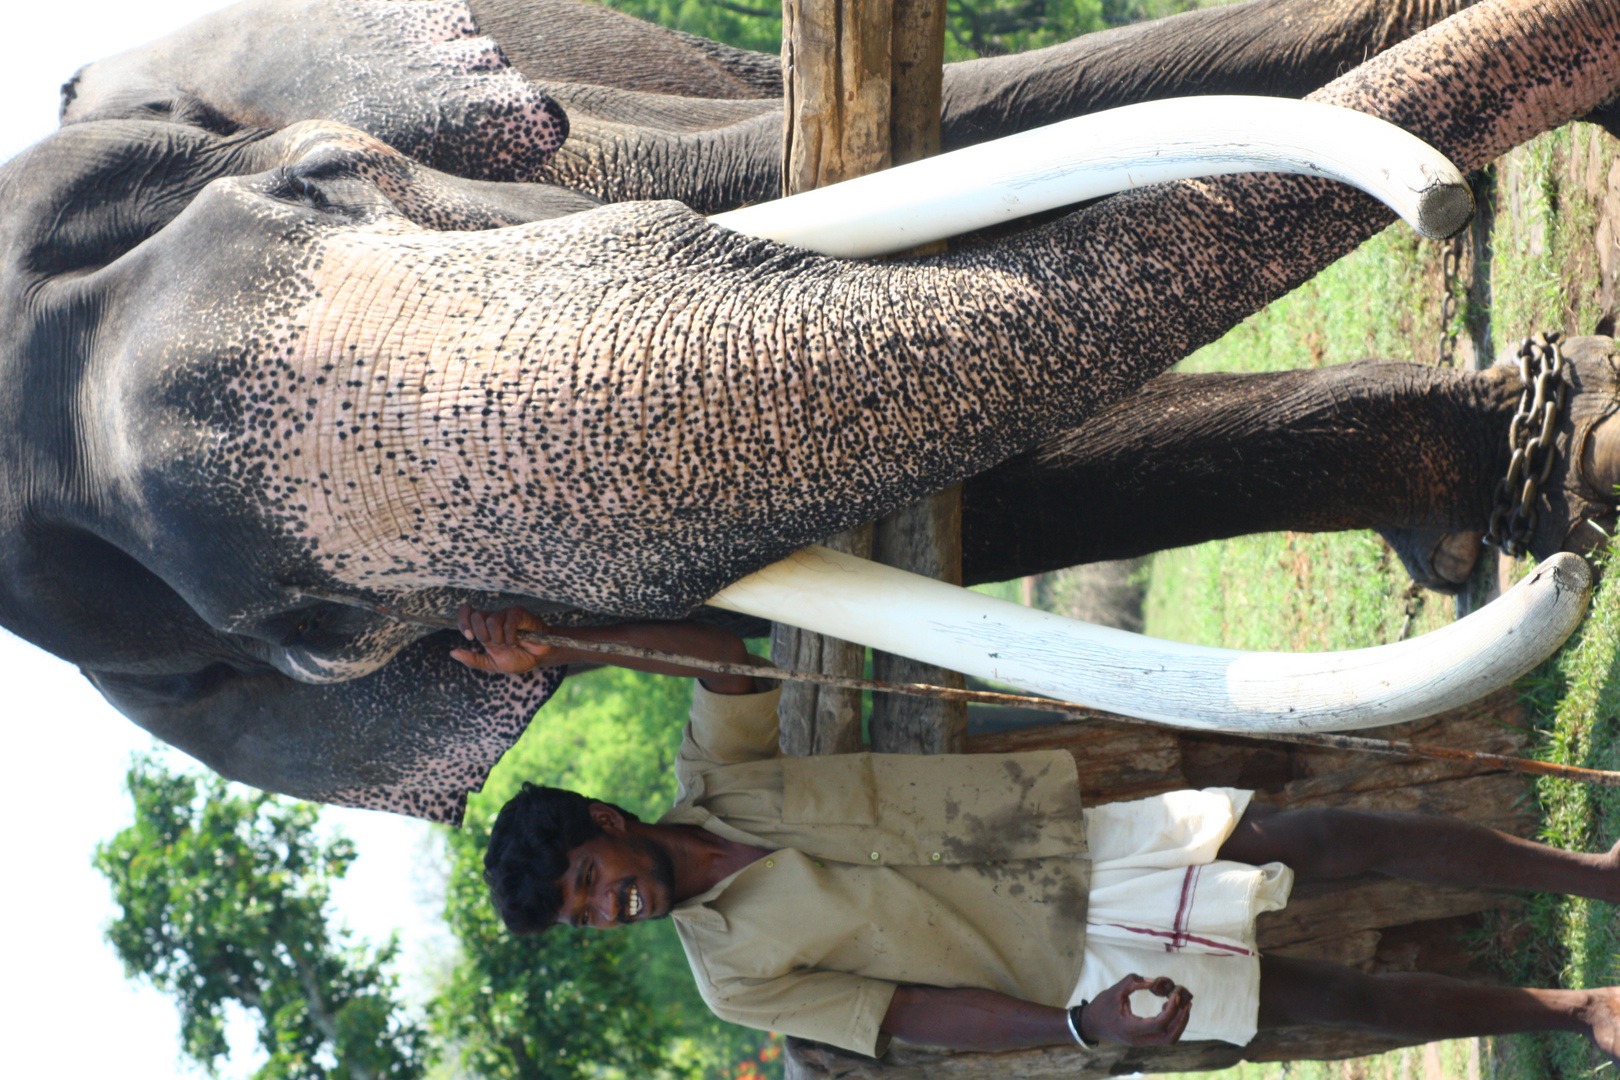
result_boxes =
[4,0,1617,822]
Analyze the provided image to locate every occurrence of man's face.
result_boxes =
[554,830,678,929]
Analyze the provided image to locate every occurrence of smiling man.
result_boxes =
[455,605,1620,1060]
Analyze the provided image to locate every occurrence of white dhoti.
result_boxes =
[1071,787,1293,1046]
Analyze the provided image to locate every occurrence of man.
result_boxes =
[452,606,1620,1058]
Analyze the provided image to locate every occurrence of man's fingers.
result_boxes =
[449,647,497,672]
[479,606,547,648]
[1165,992,1193,1043]
[1134,989,1193,1045]
[1104,981,1194,1047]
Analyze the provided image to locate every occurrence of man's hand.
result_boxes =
[1079,974,1193,1047]
[449,607,760,693]
[452,605,565,674]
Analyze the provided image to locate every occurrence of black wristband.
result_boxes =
[1067,1001,1097,1049]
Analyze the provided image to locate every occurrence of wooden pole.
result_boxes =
[867,0,961,755]
[778,0,958,756]
[774,0,899,755]
[778,7,944,1074]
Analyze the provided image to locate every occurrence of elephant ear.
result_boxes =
[61,0,570,183]
[87,633,564,825]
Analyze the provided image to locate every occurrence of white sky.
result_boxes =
[0,5,448,1075]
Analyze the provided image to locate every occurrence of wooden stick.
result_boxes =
[299,588,1620,787]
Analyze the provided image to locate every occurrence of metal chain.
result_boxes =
[1438,231,1466,368]
[1396,581,1424,642]
[1484,332,1568,557]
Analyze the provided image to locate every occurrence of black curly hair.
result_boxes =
[483,782,639,934]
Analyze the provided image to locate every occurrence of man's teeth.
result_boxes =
[628,885,643,918]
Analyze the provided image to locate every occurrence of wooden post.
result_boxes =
[774,0,899,755]
[780,0,894,193]
[866,0,964,756]
[777,0,959,757]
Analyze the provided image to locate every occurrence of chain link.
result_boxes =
[1483,332,1568,557]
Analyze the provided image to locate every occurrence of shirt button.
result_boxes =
[869,852,880,861]
[931,852,941,861]
[765,859,775,868]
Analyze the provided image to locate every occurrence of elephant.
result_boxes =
[5,0,1618,824]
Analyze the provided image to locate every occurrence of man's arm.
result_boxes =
[452,606,758,694]
[882,976,1192,1051]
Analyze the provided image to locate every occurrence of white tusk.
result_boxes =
[708,547,1590,732]
[710,95,1473,255]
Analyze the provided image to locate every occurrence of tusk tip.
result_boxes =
[1413,178,1475,240]
[1533,550,1595,596]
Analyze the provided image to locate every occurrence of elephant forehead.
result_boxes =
[199,209,827,601]
[100,196,910,616]
[90,170,1070,624]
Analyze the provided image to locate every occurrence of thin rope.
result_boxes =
[299,588,1620,787]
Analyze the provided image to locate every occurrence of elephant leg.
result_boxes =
[962,341,1620,588]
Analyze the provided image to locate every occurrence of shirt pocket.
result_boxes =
[781,754,879,825]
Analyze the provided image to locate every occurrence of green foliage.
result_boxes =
[592,0,1222,62]
[95,756,426,1080]
[436,665,780,1080]
[595,0,783,54]
[468,661,695,820]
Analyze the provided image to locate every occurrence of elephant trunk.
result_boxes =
[535,110,783,214]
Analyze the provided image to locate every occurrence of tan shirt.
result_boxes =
[662,685,1091,1055]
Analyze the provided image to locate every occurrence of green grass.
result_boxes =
[1138,120,1620,1079]
[1145,217,1457,657]
[1493,541,1620,1079]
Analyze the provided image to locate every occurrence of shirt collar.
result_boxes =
[664,811,791,933]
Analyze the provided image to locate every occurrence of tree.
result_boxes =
[95,756,427,1080]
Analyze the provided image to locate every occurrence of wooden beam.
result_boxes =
[780,0,894,193]
[775,0,901,754]
[866,0,961,755]
[777,0,961,756]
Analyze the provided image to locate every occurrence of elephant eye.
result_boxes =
[267,167,329,211]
